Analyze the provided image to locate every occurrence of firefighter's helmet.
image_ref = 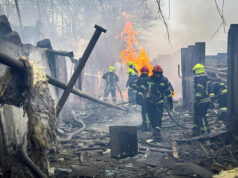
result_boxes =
[128,61,134,67]
[109,66,115,72]
[193,63,205,74]
[152,65,163,73]
[140,66,149,73]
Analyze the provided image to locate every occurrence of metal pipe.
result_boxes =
[56,25,106,116]
[0,52,24,70]
[0,52,126,112]
[47,49,74,58]
[47,76,127,112]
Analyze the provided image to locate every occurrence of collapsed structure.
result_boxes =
[0,15,118,176]
[0,15,66,176]
[0,9,238,177]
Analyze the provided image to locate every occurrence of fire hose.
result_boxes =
[59,115,86,143]
[164,104,190,129]
[116,83,124,102]
[21,135,48,178]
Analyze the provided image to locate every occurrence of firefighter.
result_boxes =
[146,65,173,141]
[209,82,227,120]
[102,66,119,103]
[131,66,151,130]
[126,68,138,105]
[128,61,138,74]
[192,63,211,136]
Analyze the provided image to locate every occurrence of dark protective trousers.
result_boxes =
[193,102,210,136]
[128,88,137,105]
[103,87,116,103]
[141,102,151,130]
[218,94,227,121]
[147,103,164,136]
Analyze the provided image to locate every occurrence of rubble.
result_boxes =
[47,101,237,177]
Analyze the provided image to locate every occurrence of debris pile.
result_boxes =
[48,101,238,177]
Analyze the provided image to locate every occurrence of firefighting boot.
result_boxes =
[152,128,162,142]
[141,120,151,131]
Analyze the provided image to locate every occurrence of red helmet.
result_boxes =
[153,65,163,73]
[140,66,149,73]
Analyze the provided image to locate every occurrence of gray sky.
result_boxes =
[145,0,238,58]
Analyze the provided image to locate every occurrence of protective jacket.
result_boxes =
[131,73,149,105]
[146,75,173,109]
[102,71,119,103]
[102,72,119,87]
[126,73,138,88]
[127,72,138,105]
[209,82,227,119]
[131,73,151,130]
[194,73,211,105]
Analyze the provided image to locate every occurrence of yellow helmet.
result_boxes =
[193,63,205,74]
[128,68,135,74]
[128,61,134,67]
[109,66,115,72]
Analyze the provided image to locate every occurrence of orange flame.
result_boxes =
[121,21,153,76]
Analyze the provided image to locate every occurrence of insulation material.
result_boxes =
[0,57,58,173]
[213,167,238,178]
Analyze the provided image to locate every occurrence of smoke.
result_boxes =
[141,0,238,99]
[1,0,238,99]
[144,0,238,56]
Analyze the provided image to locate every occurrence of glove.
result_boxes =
[172,91,175,96]
[145,91,151,98]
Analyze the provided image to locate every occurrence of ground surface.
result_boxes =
[49,101,237,178]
